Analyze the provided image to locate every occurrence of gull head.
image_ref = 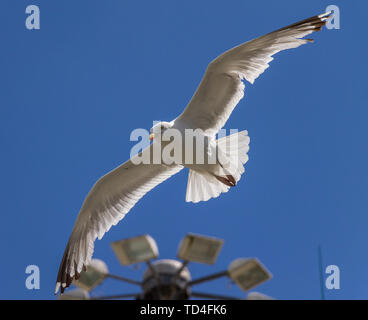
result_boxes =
[149,121,173,141]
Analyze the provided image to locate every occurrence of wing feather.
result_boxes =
[55,144,183,294]
[177,12,331,135]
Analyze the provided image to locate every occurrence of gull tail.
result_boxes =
[185,130,250,203]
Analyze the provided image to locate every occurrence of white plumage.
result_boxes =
[56,12,331,294]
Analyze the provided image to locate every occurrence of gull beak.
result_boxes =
[149,133,155,141]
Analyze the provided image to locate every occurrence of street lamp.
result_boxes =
[58,288,90,300]
[141,259,191,300]
[111,234,158,266]
[228,258,272,291]
[60,233,273,300]
[177,233,223,265]
[246,292,274,300]
[73,259,108,291]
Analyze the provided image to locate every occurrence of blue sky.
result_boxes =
[0,0,367,300]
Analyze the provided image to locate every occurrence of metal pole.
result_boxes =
[318,245,325,300]
[168,260,189,300]
[146,260,163,300]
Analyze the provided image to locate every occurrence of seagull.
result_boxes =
[55,12,331,294]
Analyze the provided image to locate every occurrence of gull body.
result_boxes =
[150,119,239,186]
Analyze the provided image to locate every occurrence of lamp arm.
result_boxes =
[105,273,141,286]
[90,293,140,300]
[188,270,229,286]
[191,291,242,300]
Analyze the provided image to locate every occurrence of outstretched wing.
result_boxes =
[177,12,331,136]
[55,144,183,294]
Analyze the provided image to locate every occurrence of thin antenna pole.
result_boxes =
[318,245,325,300]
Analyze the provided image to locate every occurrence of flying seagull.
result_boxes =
[55,11,331,294]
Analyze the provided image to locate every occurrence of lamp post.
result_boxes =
[59,233,273,300]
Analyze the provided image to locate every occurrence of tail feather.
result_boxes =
[217,130,250,182]
[186,130,250,203]
[186,170,229,203]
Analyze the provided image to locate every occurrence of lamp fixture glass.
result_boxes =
[111,234,159,266]
[228,258,272,291]
[58,288,90,300]
[73,259,108,291]
[246,292,274,300]
[177,233,224,264]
